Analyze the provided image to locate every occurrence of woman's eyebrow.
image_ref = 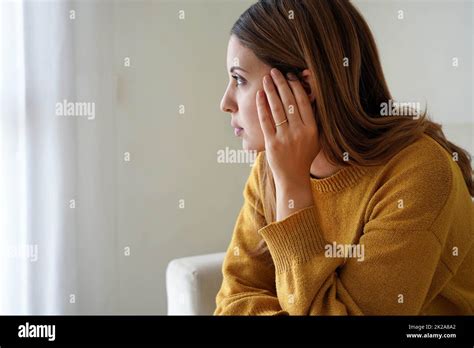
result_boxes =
[230,66,249,74]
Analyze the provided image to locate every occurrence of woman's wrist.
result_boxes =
[275,177,314,221]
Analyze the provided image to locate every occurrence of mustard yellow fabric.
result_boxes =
[214,134,474,315]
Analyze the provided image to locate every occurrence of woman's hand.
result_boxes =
[256,68,321,221]
[257,68,320,186]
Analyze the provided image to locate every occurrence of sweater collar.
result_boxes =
[310,165,368,192]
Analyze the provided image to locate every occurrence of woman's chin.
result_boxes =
[241,140,253,152]
[242,139,263,153]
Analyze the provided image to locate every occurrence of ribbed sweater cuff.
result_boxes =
[249,303,289,316]
[258,205,327,273]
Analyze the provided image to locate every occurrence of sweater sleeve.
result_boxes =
[257,158,453,315]
[214,153,289,315]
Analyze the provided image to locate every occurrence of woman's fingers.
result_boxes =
[286,74,316,127]
[263,74,291,130]
[268,68,304,127]
[256,90,275,140]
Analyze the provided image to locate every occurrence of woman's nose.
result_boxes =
[220,92,236,114]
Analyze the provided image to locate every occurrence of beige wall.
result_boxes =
[112,0,256,314]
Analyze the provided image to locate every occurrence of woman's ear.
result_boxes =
[300,69,316,102]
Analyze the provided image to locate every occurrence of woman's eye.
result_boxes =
[231,75,245,87]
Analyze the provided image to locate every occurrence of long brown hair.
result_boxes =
[230,0,473,254]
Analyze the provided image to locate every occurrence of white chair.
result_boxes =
[166,252,226,315]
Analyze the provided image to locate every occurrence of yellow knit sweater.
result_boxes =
[214,134,474,315]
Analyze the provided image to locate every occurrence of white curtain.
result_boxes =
[0,0,118,314]
[0,0,29,314]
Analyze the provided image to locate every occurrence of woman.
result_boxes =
[215,0,474,315]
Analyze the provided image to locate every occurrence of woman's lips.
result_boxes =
[234,127,244,137]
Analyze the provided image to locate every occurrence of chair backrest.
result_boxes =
[166,252,226,315]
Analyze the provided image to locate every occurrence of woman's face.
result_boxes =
[220,35,272,152]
